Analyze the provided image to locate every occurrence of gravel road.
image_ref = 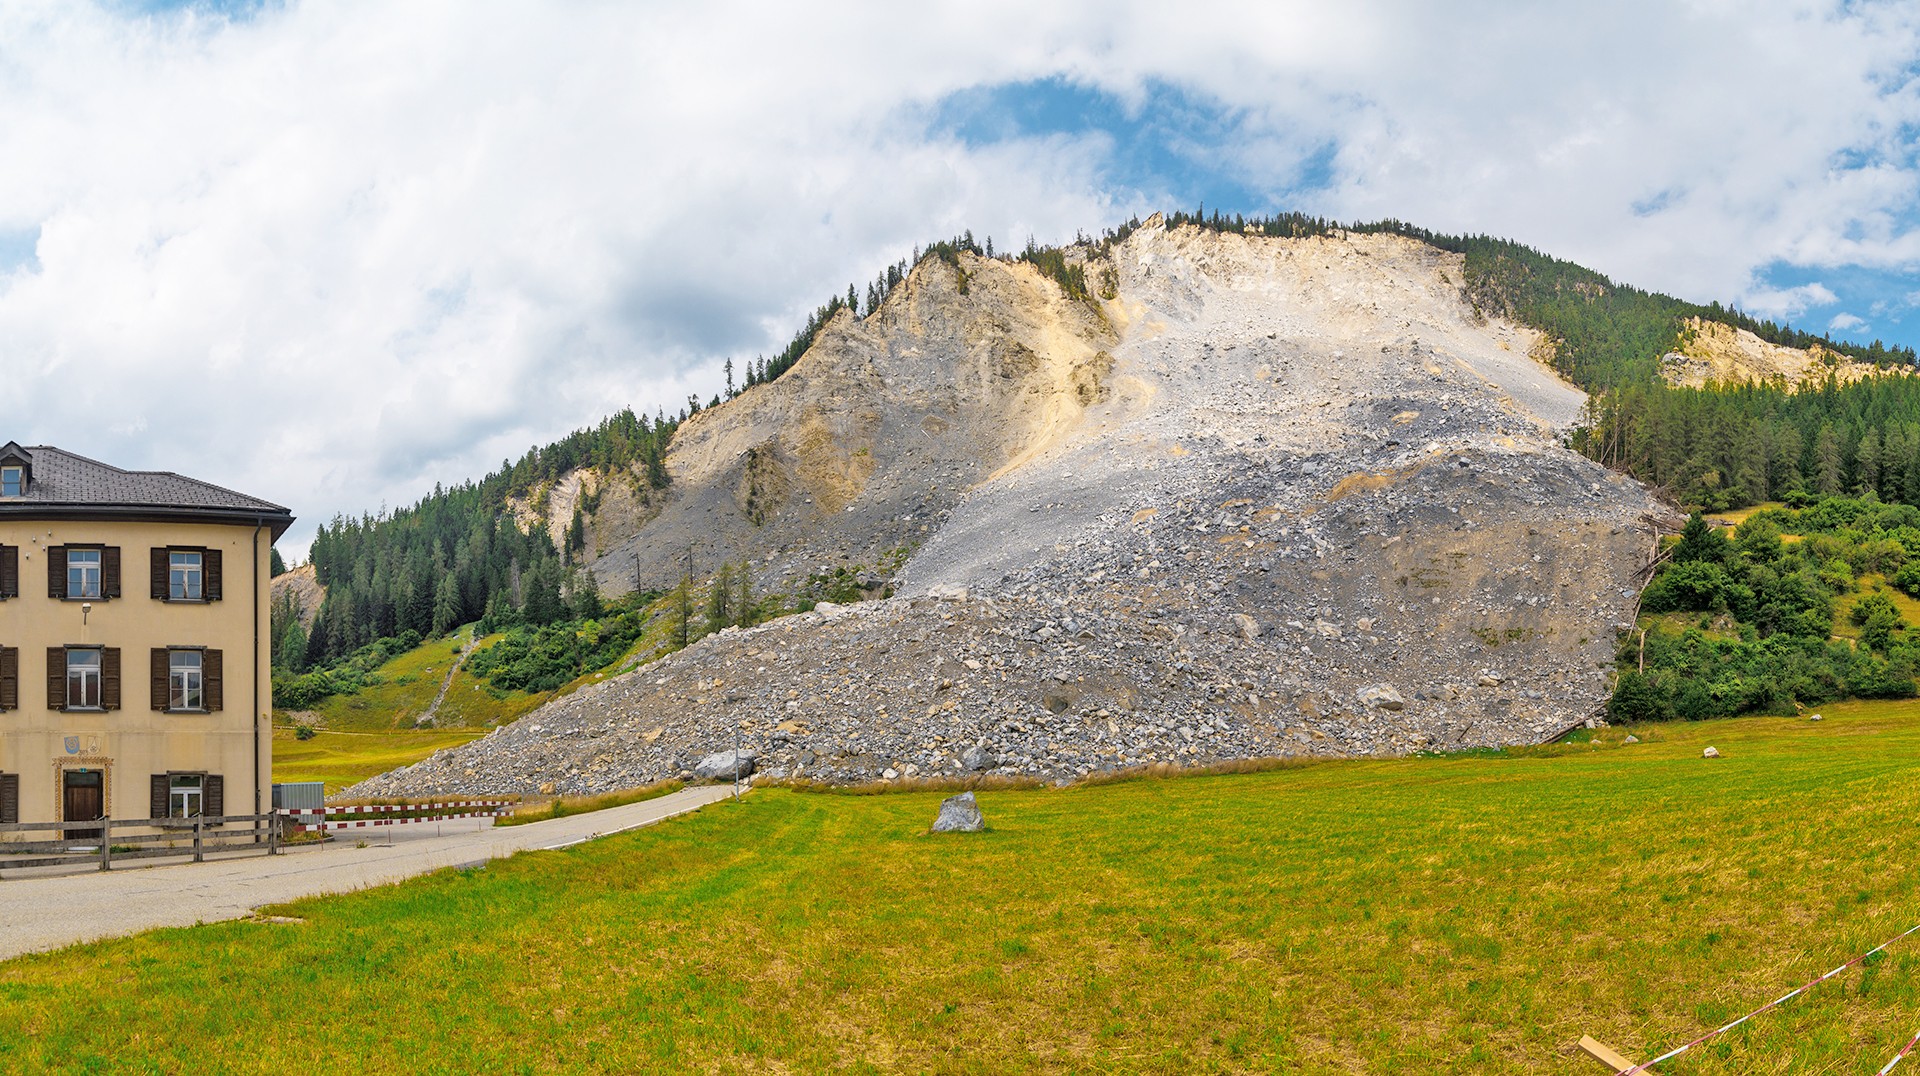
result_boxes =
[0,784,740,961]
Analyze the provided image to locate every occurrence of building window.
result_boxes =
[0,467,19,497]
[169,551,203,601]
[169,774,204,818]
[67,549,101,600]
[169,650,203,710]
[66,648,102,709]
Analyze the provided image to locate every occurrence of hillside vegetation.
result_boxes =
[1617,497,1920,722]
[11,707,1920,1072]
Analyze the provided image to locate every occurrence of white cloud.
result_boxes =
[2,1,1919,555]
[1830,312,1870,332]
[1739,281,1840,319]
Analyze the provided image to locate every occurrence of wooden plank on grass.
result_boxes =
[1578,1035,1638,1072]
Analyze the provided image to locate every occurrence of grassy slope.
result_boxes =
[271,612,677,793]
[302,636,461,730]
[11,709,1920,1072]
[270,727,489,795]
[296,628,549,732]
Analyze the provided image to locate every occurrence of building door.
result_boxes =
[62,770,103,841]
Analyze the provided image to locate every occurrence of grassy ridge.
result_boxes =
[10,709,1920,1071]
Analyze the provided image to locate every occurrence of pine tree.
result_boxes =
[567,568,604,620]
[668,576,693,649]
[276,618,308,673]
[521,558,565,626]
[566,506,586,563]
[734,565,755,628]
[704,563,733,636]
[431,572,462,636]
[1673,512,1728,564]
[1815,424,1844,494]
[1857,427,1882,495]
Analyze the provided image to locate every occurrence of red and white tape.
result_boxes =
[1880,1028,1920,1075]
[1623,920,1920,1073]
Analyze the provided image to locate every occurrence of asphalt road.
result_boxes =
[0,783,743,961]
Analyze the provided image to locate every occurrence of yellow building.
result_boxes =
[0,442,292,833]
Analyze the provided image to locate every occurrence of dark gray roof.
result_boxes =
[0,445,293,537]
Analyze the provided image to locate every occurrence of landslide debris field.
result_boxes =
[24,707,1920,1074]
[353,220,1667,798]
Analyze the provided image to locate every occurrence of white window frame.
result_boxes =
[66,648,102,710]
[0,466,19,497]
[67,548,101,600]
[169,649,203,711]
[168,550,203,602]
[168,773,204,819]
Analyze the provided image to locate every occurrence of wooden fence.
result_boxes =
[0,813,278,872]
[0,800,513,874]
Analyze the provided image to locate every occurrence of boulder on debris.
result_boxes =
[694,749,757,780]
[1230,613,1262,640]
[960,745,997,772]
[1702,746,1720,759]
[1357,683,1406,711]
[932,791,985,833]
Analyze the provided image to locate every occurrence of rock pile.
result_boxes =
[345,221,1668,800]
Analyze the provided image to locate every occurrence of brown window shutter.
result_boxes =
[0,544,16,599]
[205,649,224,712]
[205,549,223,602]
[101,647,120,711]
[46,545,63,598]
[151,547,167,600]
[46,646,64,710]
[0,647,15,711]
[0,774,17,825]
[151,648,169,711]
[102,546,121,599]
[151,774,169,820]
[204,774,224,819]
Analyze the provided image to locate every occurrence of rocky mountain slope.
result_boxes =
[349,219,1671,797]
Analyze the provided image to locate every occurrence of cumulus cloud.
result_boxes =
[1830,312,1870,332]
[2,0,1918,554]
[1740,281,1841,319]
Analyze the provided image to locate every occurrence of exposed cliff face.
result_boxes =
[270,563,324,631]
[1659,316,1880,388]
[583,250,1118,593]
[352,220,1672,798]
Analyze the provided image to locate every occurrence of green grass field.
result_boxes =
[270,727,488,794]
[13,706,1920,1072]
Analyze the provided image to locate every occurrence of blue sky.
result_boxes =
[2,0,1919,553]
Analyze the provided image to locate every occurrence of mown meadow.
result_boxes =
[9,705,1920,1072]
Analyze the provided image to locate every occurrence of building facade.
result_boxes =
[0,442,292,832]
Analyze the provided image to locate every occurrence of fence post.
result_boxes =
[268,811,279,856]
[193,817,204,863]
[98,817,111,872]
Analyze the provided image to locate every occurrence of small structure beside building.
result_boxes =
[0,442,293,833]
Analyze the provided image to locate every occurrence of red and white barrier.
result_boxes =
[279,801,511,833]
